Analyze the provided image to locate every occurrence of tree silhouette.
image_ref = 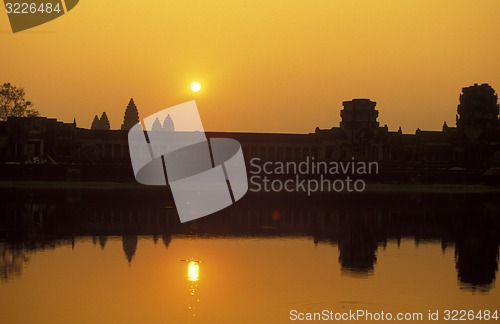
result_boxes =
[151,117,162,131]
[121,98,140,130]
[0,83,39,121]
[163,114,175,131]
[100,112,110,130]
[90,115,100,130]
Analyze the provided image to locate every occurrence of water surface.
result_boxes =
[1,189,498,323]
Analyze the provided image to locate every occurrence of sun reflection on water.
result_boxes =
[187,261,200,282]
[184,260,201,320]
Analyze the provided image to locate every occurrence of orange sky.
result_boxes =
[1,0,499,133]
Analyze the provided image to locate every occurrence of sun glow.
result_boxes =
[187,261,200,282]
[190,82,201,93]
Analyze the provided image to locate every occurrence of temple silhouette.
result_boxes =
[0,84,499,183]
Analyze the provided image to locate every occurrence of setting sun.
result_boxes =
[190,82,201,93]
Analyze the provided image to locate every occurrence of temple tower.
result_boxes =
[340,99,380,137]
[121,98,140,131]
[457,83,499,140]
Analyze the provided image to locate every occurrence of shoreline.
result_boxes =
[0,180,499,193]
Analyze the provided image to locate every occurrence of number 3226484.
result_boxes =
[5,2,62,14]
[443,310,498,321]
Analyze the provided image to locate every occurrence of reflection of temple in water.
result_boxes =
[336,213,381,274]
[0,189,498,290]
[455,217,499,290]
[122,235,138,264]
